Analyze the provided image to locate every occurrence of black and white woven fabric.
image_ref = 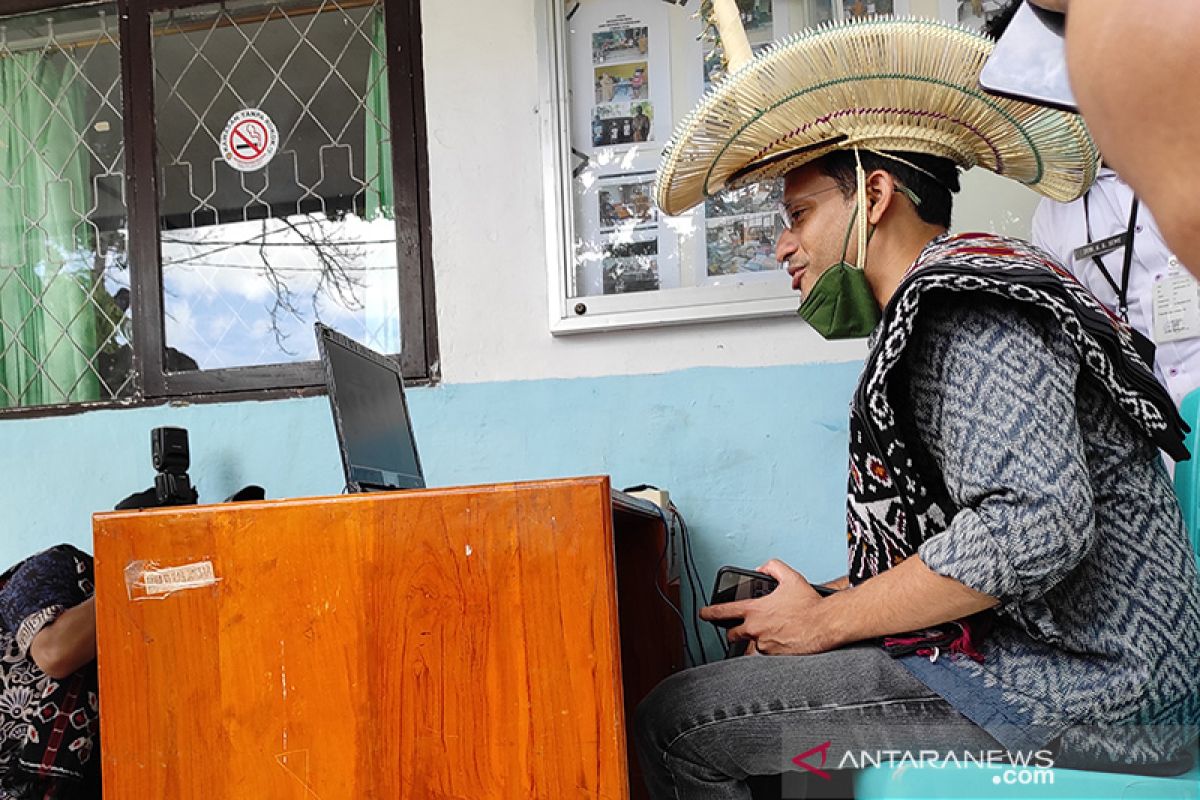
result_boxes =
[848,232,1187,588]
[848,232,1198,768]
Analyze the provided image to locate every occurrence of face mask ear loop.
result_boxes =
[854,148,868,272]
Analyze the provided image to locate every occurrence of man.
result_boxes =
[0,545,100,798]
[631,68,646,101]
[598,72,615,104]
[631,106,650,143]
[637,14,1199,798]
[1023,0,1200,282]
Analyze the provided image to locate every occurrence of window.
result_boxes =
[540,0,920,333]
[0,0,433,415]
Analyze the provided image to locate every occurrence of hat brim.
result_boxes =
[656,17,1099,216]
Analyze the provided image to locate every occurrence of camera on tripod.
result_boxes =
[152,427,197,506]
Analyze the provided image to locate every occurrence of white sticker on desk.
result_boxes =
[125,560,219,600]
[1153,262,1200,343]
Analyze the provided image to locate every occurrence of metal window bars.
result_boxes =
[152,0,400,371]
[0,6,132,408]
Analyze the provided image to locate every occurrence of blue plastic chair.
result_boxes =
[855,386,1200,800]
[1178,388,1200,563]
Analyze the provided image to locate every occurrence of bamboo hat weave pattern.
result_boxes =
[656,17,1099,216]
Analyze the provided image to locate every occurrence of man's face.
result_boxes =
[774,165,856,297]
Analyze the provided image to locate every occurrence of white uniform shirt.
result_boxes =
[1032,168,1200,408]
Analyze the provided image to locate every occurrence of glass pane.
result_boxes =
[565,1,837,303]
[842,0,894,19]
[153,0,399,372]
[954,0,1011,31]
[0,6,131,408]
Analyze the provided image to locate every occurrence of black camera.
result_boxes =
[151,427,197,506]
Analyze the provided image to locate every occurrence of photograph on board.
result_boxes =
[602,239,660,295]
[593,26,648,65]
[591,102,654,146]
[598,176,657,232]
[594,61,649,104]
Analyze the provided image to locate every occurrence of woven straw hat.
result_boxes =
[656,14,1099,216]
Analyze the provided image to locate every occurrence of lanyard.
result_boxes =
[1082,191,1139,322]
[1081,191,1157,368]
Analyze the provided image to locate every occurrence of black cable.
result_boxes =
[624,488,736,662]
[686,519,713,662]
[621,484,697,667]
[677,505,725,661]
[652,507,697,668]
[671,504,710,665]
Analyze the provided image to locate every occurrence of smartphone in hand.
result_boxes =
[709,566,778,630]
[709,566,839,658]
[709,566,840,628]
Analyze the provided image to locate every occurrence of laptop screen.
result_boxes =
[316,324,425,492]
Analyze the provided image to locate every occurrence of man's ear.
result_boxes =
[864,169,896,225]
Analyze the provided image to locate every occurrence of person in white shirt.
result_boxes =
[1024,0,1200,284]
[1031,169,1200,409]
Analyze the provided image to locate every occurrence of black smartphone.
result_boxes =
[708,566,841,630]
[710,566,778,621]
[979,1,1076,113]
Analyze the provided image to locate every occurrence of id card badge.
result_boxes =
[1153,259,1200,343]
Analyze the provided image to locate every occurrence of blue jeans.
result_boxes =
[634,643,1006,799]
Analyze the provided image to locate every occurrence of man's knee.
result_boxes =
[635,669,683,756]
[635,663,724,762]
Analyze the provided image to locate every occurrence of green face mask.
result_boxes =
[797,260,881,339]
[795,151,930,339]
[796,202,882,340]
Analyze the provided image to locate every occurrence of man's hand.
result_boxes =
[699,559,844,656]
[699,555,999,658]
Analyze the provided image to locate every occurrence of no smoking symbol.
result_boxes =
[221,109,278,172]
[231,119,268,161]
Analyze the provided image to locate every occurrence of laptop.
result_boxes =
[315,323,425,493]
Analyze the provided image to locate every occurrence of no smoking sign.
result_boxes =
[221,109,278,172]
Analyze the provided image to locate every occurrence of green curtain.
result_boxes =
[0,52,100,407]
[365,9,394,220]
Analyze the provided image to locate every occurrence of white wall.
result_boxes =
[418,0,1040,386]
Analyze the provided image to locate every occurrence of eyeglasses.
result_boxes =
[777,185,841,231]
[776,181,922,231]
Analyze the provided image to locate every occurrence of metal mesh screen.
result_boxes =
[0,6,131,408]
[153,0,401,371]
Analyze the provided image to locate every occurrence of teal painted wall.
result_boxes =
[1,362,861,657]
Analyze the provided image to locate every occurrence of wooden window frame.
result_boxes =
[0,0,436,419]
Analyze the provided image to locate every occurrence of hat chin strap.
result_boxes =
[854,148,869,272]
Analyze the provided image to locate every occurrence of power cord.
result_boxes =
[650,504,698,668]
[622,483,715,666]
[670,503,716,664]
[623,484,707,666]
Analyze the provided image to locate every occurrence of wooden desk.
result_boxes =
[93,477,682,799]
